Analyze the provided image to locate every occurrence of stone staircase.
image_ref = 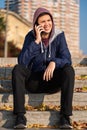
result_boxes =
[0,58,87,128]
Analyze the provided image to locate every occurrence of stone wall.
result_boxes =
[0,9,32,49]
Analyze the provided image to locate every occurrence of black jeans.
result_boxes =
[12,64,75,116]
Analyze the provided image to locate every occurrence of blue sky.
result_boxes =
[80,0,87,54]
[0,0,87,55]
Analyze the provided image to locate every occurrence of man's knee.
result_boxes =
[12,64,21,75]
[63,65,75,78]
[12,64,27,75]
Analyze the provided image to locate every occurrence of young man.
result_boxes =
[12,7,75,129]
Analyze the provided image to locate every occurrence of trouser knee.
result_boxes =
[63,65,75,78]
[12,64,29,79]
[12,64,23,75]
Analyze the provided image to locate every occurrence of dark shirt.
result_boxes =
[42,38,49,47]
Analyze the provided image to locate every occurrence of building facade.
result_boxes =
[5,0,82,57]
[1,9,31,49]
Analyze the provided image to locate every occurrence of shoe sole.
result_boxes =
[14,124,27,129]
[59,124,73,129]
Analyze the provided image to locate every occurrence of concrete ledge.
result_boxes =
[0,66,87,80]
[0,92,87,106]
[0,57,85,66]
[0,80,87,93]
[0,58,17,66]
[74,66,87,75]
[0,110,87,128]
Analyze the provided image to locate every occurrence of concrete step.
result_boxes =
[0,79,87,93]
[0,57,83,66]
[0,128,58,130]
[74,66,87,75]
[0,58,17,67]
[0,58,87,129]
[0,110,87,128]
[0,67,12,79]
[0,92,87,106]
[0,66,87,80]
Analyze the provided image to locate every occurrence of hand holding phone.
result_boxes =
[35,24,45,44]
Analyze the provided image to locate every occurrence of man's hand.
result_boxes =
[35,25,45,44]
[43,61,56,81]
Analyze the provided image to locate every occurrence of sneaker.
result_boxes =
[14,115,27,129]
[59,114,73,129]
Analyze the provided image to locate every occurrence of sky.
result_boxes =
[80,0,87,55]
[0,0,87,55]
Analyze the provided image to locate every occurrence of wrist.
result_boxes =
[35,39,40,44]
[50,61,56,67]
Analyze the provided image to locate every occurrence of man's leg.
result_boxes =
[59,65,75,129]
[12,64,30,114]
[12,64,31,128]
[60,65,75,116]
